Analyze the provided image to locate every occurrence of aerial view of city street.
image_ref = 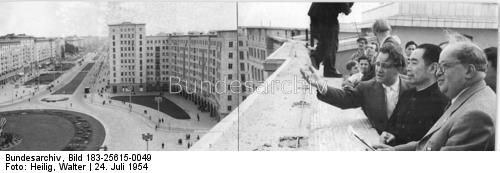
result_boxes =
[0,1,498,151]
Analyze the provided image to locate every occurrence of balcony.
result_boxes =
[191,38,379,151]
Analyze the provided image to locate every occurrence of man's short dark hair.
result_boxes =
[346,60,357,71]
[416,44,442,66]
[379,44,406,69]
[405,41,417,49]
[358,56,370,64]
[484,47,497,69]
[357,37,368,44]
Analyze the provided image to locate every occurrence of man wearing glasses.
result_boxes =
[301,45,410,134]
[374,42,496,151]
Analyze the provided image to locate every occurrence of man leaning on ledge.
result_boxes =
[301,45,410,134]
[374,42,496,151]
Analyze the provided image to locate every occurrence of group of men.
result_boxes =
[303,3,496,150]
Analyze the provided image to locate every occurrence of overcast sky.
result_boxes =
[0,1,378,37]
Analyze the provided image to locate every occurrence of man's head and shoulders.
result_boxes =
[436,42,496,112]
[372,19,402,53]
[419,41,495,151]
[351,37,368,60]
[357,44,410,93]
[484,46,497,92]
[404,43,447,101]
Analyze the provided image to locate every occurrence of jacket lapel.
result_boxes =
[378,82,388,119]
[421,81,487,139]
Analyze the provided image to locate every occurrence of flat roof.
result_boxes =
[108,22,146,26]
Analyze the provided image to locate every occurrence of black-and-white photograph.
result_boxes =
[0,0,497,153]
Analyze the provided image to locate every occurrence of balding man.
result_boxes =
[374,42,496,151]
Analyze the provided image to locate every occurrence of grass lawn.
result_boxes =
[24,73,62,85]
[111,95,191,120]
[53,63,94,95]
[1,109,105,151]
[51,63,75,71]
[52,72,87,94]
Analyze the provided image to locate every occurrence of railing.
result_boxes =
[191,39,379,151]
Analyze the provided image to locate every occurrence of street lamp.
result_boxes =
[141,133,153,151]
[154,96,162,114]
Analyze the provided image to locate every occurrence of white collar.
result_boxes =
[382,77,400,91]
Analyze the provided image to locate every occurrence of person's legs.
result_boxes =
[309,16,321,69]
[319,20,342,77]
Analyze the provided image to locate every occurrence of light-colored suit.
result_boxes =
[395,80,496,151]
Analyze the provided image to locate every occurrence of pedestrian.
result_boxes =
[197,135,200,140]
[197,114,200,121]
[161,143,165,149]
[70,103,72,107]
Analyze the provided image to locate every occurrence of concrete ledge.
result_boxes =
[192,39,379,151]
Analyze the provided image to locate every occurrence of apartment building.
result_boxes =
[0,34,62,85]
[108,22,306,120]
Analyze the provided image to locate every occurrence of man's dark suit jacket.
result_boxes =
[317,77,411,134]
[385,82,449,146]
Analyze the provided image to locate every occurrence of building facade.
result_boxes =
[0,34,60,85]
[108,22,306,120]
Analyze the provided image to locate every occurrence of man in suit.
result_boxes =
[380,44,449,146]
[308,2,353,77]
[301,45,410,134]
[374,42,496,151]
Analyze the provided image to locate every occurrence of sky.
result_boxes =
[0,1,379,37]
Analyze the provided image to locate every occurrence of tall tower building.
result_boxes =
[108,22,146,93]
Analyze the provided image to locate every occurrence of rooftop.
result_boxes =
[108,21,146,26]
[191,39,379,151]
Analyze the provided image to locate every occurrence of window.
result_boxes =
[241,74,246,82]
[229,41,233,48]
[239,51,244,60]
[240,63,245,71]
[229,52,233,59]
[228,63,233,69]
[227,95,232,101]
[227,106,232,111]
[228,74,232,80]
[239,41,243,46]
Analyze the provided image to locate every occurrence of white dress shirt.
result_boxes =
[382,77,400,118]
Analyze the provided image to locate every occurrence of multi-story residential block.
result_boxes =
[0,34,60,85]
[108,22,306,120]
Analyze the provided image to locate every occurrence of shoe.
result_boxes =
[323,73,343,78]
[324,69,343,78]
